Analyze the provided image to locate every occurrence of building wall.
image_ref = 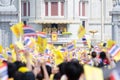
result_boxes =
[19,0,113,44]
[87,0,113,41]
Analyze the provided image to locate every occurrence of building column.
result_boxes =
[65,0,68,19]
[58,1,61,16]
[41,0,45,19]
[114,24,119,44]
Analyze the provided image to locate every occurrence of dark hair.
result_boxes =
[8,62,17,78]
[91,51,97,58]
[36,72,43,80]
[99,51,106,60]
[14,61,26,70]
[65,62,84,80]
[54,72,61,80]
[71,58,79,64]
[46,65,52,76]
[36,65,51,80]
[14,71,35,80]
[58,62,67,75]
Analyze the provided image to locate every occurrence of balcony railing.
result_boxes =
[47,34,71,43]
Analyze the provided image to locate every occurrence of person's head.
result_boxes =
[14,61,26,70]
[65,62,84,80]
[8,62,17,78]
[54,72,61,80]
[99,51,106,60]
[91,51,97,58]
[36,65,52,80]
[14,71,35,80]
[46,65,52,76]
[71,58,79,63]
[58,62,67,75]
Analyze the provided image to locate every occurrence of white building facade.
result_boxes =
[12,0,114,46]
[17,0,114,45]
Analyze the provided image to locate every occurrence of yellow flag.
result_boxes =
[11,25,20,37]
[37,37,47,53]
[12,50,16,62]
[0,45,3,53]
[10,44,14,50]
[51,32,58,41]
[54,49,64,65]
[16,22,24,35]
[10,22,24,37]
[78,25,86,39]
[106,40,116,49]
[84,65,104,80]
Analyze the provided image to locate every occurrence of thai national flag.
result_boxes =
[108,45,120,57]
[82,37,87,45]
[24,37,34,48]
[23,26,36,37]
[60,48,66,52]
[0,63,8,80]
[67,43,74,51]
[37,32,47,38]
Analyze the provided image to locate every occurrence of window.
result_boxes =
[44,1,65,16]
[22,1,30,16]
[23,2,26,16]
[82,2,85,16]
[79,1,85,16]
[51,2,58,16]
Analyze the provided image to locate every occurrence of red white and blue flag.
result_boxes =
[108,45,120,57]
[37,32,47,38]
[24,37,34,49]
[108,44,120,61]
[82,37,87,45]
[67,42,74,51]
[60,48,66,52]
[23,26,36,37]
[0,63,8,80]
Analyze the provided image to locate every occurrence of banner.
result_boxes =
[51,32,58,41]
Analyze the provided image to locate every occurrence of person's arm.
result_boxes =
[33,58,40,77]
[14,45,21,61]
[39,58,50,80]
[24,50,32,71]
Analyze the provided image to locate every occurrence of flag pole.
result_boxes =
[18,0,22,42]
[101,0,105,42]
[18,0,21,22]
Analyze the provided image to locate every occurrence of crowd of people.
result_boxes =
[0,42,119,80]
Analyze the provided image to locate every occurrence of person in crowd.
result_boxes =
[90,51,99,67]
[61,60,84,80]
[98,51,110,67]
